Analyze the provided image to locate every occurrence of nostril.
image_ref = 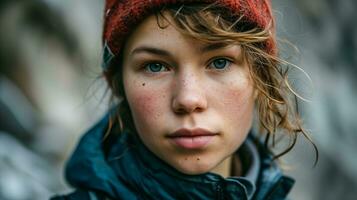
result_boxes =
[174,106,203,114]
[172,97,207,114]
[174,107,188,115]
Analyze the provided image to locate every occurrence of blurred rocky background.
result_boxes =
[0,0,106,199]
[273,0,357,199]
[0,0,356,199]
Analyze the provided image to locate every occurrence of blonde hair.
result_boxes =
[105,3,318,164]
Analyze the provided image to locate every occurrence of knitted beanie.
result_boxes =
[102,0,275,72]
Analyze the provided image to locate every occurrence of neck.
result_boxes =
[210,155,233,178]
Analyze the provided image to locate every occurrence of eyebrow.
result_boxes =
[130,46,172,57]
[130,43,231,57]
[200,42,230,52]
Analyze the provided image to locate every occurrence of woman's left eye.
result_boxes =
[208,58,232,70]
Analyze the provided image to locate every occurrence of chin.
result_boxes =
[172,159,217,175]
[177,168,211,176]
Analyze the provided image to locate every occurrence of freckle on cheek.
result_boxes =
[132,91,163,122]
[142,83,146,86]
[135,96,153,113]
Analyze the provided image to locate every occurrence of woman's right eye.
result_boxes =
[144,62,168,73]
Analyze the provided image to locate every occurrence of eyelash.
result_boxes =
[140,57,234,74]
[142,61,170,74]
[207,57,233,72]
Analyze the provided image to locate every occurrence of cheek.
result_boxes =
[132,93,155,117]
[216,80,255,135]
[125,82,167,130]
[229,89,254,116]
[221,80,255,117]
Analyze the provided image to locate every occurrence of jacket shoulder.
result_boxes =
[264,176,295,200]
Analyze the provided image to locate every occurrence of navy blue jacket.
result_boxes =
[51,113,294,200]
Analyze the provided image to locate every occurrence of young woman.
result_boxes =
[52,0,316,199]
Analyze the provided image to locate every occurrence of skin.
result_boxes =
[122,14,256,176]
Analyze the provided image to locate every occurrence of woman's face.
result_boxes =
[122,14,256,175]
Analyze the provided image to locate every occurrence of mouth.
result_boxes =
[167,128,218,149]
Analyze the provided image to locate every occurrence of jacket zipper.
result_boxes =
[215,182,224,200]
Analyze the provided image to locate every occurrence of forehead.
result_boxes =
[123,14,197,54]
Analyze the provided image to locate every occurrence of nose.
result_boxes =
[172,73,208,114]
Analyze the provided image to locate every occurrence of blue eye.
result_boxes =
[145,63,167,73]
[209,58,231,70]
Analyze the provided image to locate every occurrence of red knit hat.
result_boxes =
[102,0,275,71]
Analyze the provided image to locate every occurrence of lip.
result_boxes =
[167,128,218,149]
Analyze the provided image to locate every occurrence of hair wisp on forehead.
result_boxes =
[155,4,318,164]
[159,3,272,49]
